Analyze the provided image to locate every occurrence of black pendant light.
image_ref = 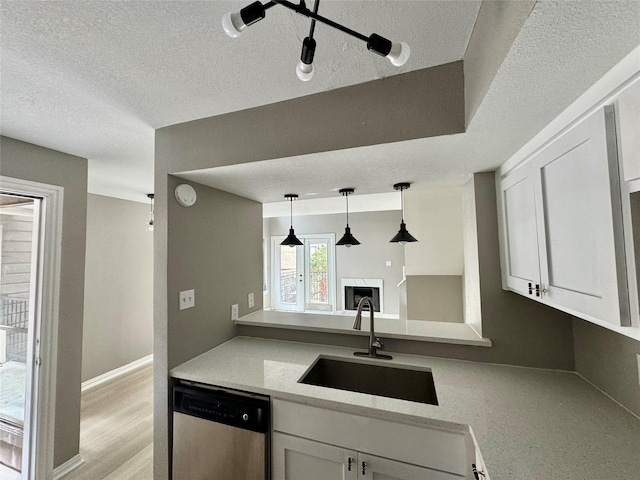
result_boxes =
[336,188,360,248]
[280,194,303,247]
[390,182,418,244]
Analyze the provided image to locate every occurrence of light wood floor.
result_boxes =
[62,364,153,480]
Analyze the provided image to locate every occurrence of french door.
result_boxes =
[272,235,335,313]
[1,177,63,480]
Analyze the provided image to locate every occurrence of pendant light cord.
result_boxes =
[289,196,293,228]
[345,190,349,226]
[400,186,405,222]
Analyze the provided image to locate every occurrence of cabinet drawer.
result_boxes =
[273,399,470,477]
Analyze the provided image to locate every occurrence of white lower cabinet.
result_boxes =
[273,432,463,480]
[273,432,356,480]
[272,400,476,480]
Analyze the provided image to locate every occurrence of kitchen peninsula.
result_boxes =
[171,337,640,480]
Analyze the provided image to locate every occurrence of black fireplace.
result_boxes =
[344,286,380,312]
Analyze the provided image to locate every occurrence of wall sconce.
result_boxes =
[336,188,360,247]
[390,183,418,244]
[280,194,303,247]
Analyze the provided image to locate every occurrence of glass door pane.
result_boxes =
[279,245,298,304]
[307,241,328,306]
[274,243,304,311]
[305,238,334,312]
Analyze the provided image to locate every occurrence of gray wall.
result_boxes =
[0,136,87,468]
[241,173,577,370]
[269,211,404,315]
[573,318,640,417]
[156,63,464,174]
[82,194,153,381]
[166,177,262,369]
[406,275,463,323]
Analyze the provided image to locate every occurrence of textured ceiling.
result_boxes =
[0,0,480,202]
[1,1,639,205]
[180,0,640,207]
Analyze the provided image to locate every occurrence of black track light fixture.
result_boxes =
[222,0,410,81]
[390,183,418,244]
[336,188,360,248]
[280,194,303,247]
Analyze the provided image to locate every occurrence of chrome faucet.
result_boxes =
[352,296,392,360]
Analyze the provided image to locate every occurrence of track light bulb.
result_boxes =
[222,12,244,38]
[222,1,266,38]
[387,41,410,67]
[367,34,410,67]
[296,61,314,81]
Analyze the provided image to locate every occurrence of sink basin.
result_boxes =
[299,356,438,405]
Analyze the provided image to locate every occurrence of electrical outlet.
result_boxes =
[248,292,255,309]
[231,304,239,321]
[637,353,640,385]
[179,289,195,310]
[386,260,392,267]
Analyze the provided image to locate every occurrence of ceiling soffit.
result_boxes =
[161,61,465,175]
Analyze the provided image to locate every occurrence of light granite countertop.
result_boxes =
[170,336,640,480]
[236,310,492,346]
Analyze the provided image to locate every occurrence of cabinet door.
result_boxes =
[532,106,630,326]
[272,432,357,480]
[357,453,461,480]
[497,163,541,297]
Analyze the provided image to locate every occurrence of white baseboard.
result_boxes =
[81,354,153,392]
[53,454,84,479]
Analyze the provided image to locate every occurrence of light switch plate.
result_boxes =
[386,260,392,267]
[248,293,255,309]
[231,304,239,321]
[179,289,195,310]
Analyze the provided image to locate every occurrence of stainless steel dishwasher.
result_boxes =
[172,384,270,480]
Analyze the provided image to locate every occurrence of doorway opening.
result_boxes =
[0,194,38,479]
[272,235,336,313]
[0,176,63,480]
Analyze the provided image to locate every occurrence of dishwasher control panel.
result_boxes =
[173,385,269,433]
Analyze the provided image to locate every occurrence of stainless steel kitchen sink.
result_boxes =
[298,356,438,405]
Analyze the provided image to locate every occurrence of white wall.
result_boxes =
[82,194,153,381]
[403,187,464,275]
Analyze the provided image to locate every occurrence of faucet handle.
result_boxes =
[372,337,384,350]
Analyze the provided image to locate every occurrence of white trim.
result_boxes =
[52,454,84,479]
[81,354,154,392]
[1,176,64,480]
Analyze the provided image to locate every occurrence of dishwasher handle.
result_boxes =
[173,385,269,433]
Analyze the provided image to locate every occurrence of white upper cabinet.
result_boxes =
[498,106,631,327]
[532,106,629,326]
[498,163,541,297]
[615,77,640,186]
